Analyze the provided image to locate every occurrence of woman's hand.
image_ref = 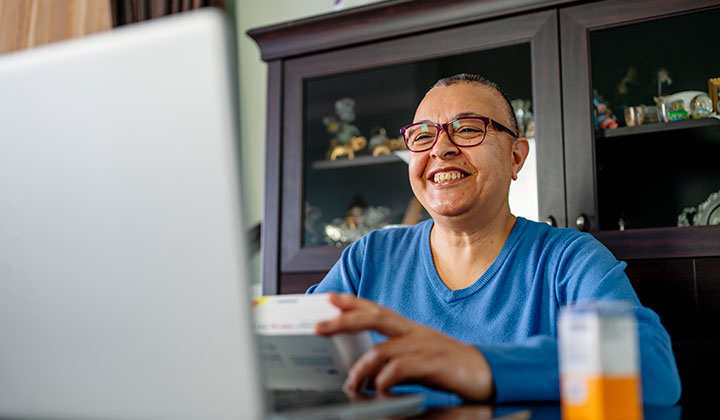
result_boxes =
[314,292,495,401]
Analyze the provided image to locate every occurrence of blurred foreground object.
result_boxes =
[559,301,643,420]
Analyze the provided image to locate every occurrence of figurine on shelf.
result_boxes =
[593,91,618,130]
[677,189,720,227]
[323,97,364,160]
[614,66,638,113]
[329,135,367,160]
[525,120,535,138]
[677,207,696,227]
[368,127,389,155]
[368,127,405,156]
[668,100,688,121]
[303,202,323,246]
[324,195,392,246]
[372,138,405,156]
[656,68,673,98]
[690,94,712,119]
[511,99,534,138]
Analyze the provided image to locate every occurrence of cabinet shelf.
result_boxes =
[594,224,720,260]
[597,117,720,139]
[311,151,409,170]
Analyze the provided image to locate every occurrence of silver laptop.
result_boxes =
[0,9,422,420]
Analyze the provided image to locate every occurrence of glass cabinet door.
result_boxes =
[281,10,564,273]
[303,45,536,248]
[562,1,720,234]
[591,9,720,232]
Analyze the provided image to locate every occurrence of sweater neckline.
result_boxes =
[422,217,527,303]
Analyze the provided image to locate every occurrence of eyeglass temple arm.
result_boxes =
[491,119,518,138]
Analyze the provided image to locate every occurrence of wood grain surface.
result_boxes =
[0,0,111,55]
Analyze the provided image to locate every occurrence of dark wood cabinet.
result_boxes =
[250,0,720,407]
[250,0,720,293]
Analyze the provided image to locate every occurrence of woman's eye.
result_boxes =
[413,134,434,143]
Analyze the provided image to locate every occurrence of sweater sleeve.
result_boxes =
[555,234,681,406]
[477,335,560,402]
[478,310,680,405]
[480,234,681,405]
[306,236,365,295]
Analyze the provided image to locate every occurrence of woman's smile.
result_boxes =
[433,171,468,184]
[428,166,471,185]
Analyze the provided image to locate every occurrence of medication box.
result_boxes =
[558,301,643,420]
[252,294,372,391]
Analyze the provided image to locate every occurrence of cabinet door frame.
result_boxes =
[560,0,720,233]
[267,9,565,292]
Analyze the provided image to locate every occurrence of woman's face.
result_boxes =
[408,83,527,222]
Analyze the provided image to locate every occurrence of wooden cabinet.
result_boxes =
[249,0,720,292]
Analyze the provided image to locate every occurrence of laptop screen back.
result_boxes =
[0,9,264,420]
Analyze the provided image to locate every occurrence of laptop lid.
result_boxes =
[0,9,264,420]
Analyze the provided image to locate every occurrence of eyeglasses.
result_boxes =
[400,116,518,152]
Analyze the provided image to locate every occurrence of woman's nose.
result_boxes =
[430,129,459,159]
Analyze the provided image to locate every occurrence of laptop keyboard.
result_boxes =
[271,389,350,412]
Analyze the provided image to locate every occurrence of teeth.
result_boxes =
[433,171,467,183]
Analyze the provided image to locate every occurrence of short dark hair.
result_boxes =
[431,73,519,135]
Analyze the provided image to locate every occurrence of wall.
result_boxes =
[234,0,382,291]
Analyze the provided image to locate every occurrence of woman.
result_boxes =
[308,74,680,405]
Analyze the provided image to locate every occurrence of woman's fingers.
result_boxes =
[316,310,410,337]
[316,293,413,337]
[351,335,495,401]
[373,352,438,395]
[326,292,363,310]
[343,335,424,392]
[314,293,495,401]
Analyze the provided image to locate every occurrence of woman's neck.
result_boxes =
[429,211,517,290]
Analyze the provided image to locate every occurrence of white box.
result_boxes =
[252,294,372,391]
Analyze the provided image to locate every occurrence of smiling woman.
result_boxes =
[407,82,528,233]
[307,74,681,407]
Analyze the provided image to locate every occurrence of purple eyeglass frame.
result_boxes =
[399,116,518,152]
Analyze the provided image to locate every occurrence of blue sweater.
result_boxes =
[307,217,681,405]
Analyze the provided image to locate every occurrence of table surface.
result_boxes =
[407,403,687,420]
[392,389,696,420]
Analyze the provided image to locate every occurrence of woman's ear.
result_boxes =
[510,137,530,181]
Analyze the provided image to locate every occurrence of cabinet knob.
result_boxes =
[544,216,557,227]
[576,214,589,232]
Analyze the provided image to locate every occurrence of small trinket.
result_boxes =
[323,97,366,160]
[690,94,712,119]
[668,100,688,121]
[593,92,618,130]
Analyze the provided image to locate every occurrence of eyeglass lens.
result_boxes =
[404,118,487,151]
